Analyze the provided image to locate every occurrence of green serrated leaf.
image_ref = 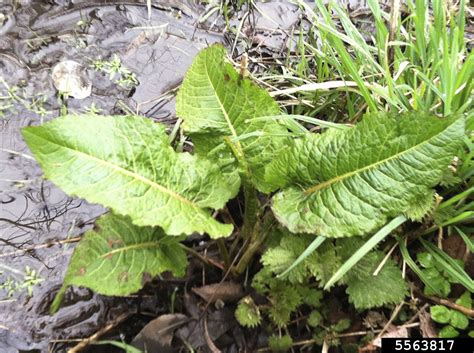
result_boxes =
[262,230,340,286]
[22,114,238,238]
[268,335,293,352]
[252,267,304,327]
[176,45,290,192]
[404,193,435,221]
[268,282,302,326]
[235,296,261,328]
[51,214,187,312]
[262,234,317,284]
[267,112,465,237]
[345,256,408,310]
[308,311,323,327]
[338,239,408,309]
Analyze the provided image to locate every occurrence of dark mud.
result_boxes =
[0,1,316,351]
[0,1,221,351]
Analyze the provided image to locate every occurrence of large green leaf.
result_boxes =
[22,114,238,238]
[176,45,289,192]
[51,213,187,312]
[267,112,465,237]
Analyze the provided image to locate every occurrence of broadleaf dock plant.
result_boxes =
[23,45,467,326]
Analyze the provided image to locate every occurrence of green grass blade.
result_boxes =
[420,239,474,292]
[438,187,474,209]
[93,341,143,353]
[247,115,351,130]
[324,215,407,290]
[399,238,442,296]
[455,227,474,252]
[277,236,326,278]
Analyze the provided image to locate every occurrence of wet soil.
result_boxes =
[0,1,222,351]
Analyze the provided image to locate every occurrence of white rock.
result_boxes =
[52,60,92,99]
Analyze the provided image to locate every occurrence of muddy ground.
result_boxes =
[0,1,321,351]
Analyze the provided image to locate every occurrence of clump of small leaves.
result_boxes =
[268,334,293,352]
[0,266,44,298]
[430,292,473,338]
[417,252,455,297]
[22,45,467,348]
[92,54,138,88]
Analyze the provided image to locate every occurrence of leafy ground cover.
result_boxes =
[19,0,473,351]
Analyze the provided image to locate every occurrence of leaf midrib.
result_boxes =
[203,56,252,177]
[204,58,239,140]
[25,130,200,209]
[304,118,460,195]
[100,241,161,258]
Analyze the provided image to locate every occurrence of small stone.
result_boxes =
[52,60,92,99]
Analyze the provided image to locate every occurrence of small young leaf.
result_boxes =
[422,268,451,297]
[268,335,293,353]
[430,305,452,324]
[308,311,323,327]
[22,114,238,238]
[267,112,465,237]
[438,325,459,338]
[417,252,435,268]
[333,318,351,332]
[51,213,187,312]
[268,283,302,326]
[449,311,469,330]
[176,45,290,192]
[455,292,472,309]
[235,296,261,328]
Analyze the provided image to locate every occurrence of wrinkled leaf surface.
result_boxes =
[267,112,464,237]
[22,114,238,237]
[176,45,289,192]
[52,214,187,311]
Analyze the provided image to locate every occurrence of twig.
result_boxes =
[0,217,37,230]
[374,301,405,341]
[204,316,222,353]
[66,313,130,353]
[373,242,398,276]
[418,292,474,318]
[388,0,401,73]
[180,244,225,270]
[0,236,81,258]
